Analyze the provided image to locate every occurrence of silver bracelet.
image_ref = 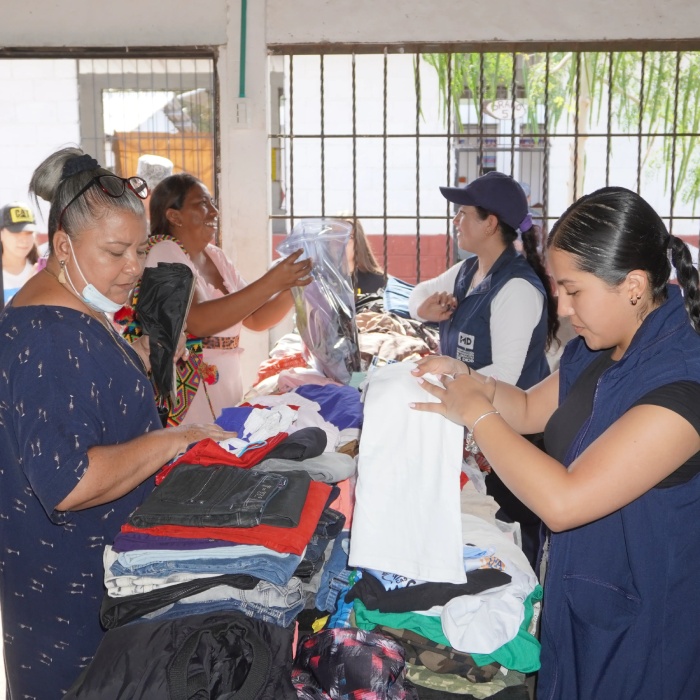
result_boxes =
[464,409,500,455]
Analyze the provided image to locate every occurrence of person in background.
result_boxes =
[408,172,558,380]
[413,185,700,700]
[1,201,39,304]
[145,173,312,424]
[407,171,559,568]
[136,153,174,220]
[519,180,544,232]
[0,147,233,698]
[337,215,386,296]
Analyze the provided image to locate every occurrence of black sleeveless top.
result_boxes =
[544,349,700,487]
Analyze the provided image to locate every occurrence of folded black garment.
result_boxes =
[293,501,344,582]
[101,573,260,629]
[345,568,511,614]
[127,464,311,529]
[64,610,297,700]
[315,506,345,538]
[292,560,318,583]
[261,426,327,462]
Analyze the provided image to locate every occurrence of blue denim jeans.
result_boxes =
[110,550,302,587]
[315,532,353,613]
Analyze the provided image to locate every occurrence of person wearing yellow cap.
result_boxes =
[1,201,40,305]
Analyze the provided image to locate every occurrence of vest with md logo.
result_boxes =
[438,245,549,389]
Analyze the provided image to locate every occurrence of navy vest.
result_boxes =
[539,286,700,700]
[438,246,550,389]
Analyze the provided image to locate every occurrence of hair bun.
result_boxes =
[61,154,100,180]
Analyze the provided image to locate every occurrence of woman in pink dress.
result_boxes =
[145,173,311,424]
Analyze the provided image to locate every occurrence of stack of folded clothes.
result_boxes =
[66,423,357,699]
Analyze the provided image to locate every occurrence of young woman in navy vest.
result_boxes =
[409,171,559,567]
[414,186,700,700]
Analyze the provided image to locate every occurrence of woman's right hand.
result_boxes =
[412,354,470,379]
[168,423,238,460]
[417,292,458,322]
[265,249,313,292]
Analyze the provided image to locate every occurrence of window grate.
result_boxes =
[270,47,700,283]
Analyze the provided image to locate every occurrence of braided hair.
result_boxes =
[476,206,560,350]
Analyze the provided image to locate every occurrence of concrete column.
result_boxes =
[218,0,274,391]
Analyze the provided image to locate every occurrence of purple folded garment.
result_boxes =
[112,531,240,553]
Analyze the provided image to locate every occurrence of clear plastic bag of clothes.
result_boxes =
[276,218,361,384]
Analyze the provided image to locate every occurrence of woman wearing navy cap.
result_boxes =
[409,171,558,385]
[409,171,559,567]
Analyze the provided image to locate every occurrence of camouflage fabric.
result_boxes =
[406,663,527,698]
[374,625,501,683]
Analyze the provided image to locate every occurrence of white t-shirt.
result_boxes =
[408,261,545,385]
[3,260,35,304]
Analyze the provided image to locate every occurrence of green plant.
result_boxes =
[424,51,700,205]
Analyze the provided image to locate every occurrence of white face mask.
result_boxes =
[65,237,124,314]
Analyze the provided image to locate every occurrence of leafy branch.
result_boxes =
[423,51,700,204]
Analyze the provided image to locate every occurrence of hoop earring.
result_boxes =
[630,295,640,306]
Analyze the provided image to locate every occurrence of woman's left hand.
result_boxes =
[412,372,496,427]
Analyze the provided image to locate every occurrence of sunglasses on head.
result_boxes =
[57,174,149,231]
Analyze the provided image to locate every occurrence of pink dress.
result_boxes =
[146,240,246,425]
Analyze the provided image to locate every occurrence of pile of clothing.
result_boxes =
[293,362,541,700]
[66,393,362,699]
[70,354,541,699]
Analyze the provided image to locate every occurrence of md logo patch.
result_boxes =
[458,332,475,350]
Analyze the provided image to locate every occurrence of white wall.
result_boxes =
[0,0,228,46]
[285,53,450,236]
[0,60,80,224]
[266,0,700,44]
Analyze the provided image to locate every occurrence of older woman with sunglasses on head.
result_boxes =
[0,147,235,697]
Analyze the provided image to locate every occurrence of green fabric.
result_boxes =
[354,600,450,645]
[472,585,542,673]
[353,584,543,674]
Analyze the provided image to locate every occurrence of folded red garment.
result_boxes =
[121,480,332,555]
[155,432,289,485]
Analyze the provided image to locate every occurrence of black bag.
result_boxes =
[62,611,297,700]
[136,262,195,402]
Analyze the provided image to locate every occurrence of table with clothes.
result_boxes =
[69,355,539,699]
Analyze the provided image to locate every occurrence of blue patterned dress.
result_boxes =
[0,305,162,698]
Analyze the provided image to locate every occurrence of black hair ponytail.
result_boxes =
[521,226,560,350]
[669,234,700,332]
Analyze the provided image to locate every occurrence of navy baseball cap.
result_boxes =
[440,171,533,233]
